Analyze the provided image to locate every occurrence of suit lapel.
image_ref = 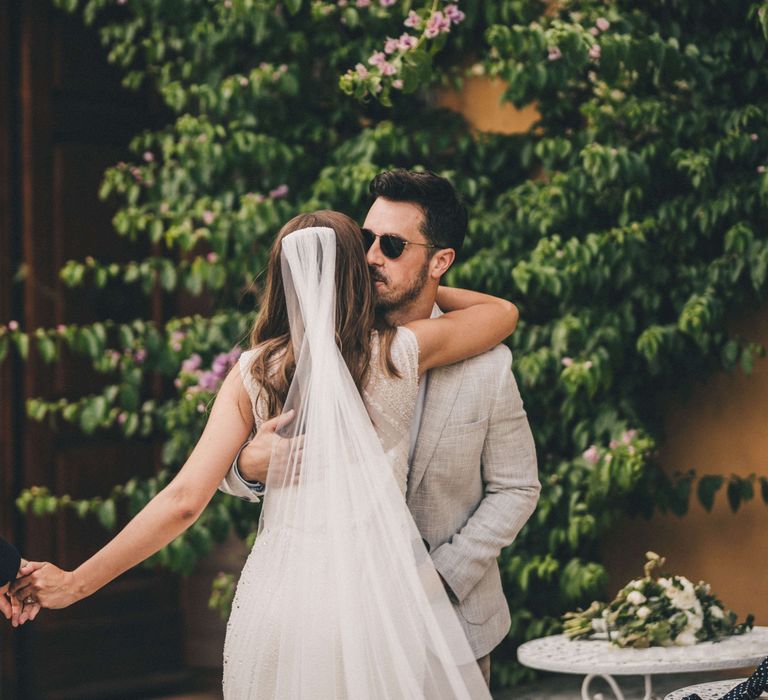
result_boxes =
[407,359,466,499]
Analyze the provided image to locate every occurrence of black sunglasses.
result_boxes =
[361,228,438,260]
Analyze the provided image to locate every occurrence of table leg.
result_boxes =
[580,674,655,700]
[580,673,627,700]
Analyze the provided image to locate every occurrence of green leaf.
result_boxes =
[97,500,117,530]
[696,475,724,512]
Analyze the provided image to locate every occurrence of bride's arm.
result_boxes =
[10,365,253,610]
[405,287,518,374]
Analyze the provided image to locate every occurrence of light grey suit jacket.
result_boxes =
[219,343,540,659]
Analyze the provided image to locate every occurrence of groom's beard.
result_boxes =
[371,261,429,314]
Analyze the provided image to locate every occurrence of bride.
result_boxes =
[11,210,518,698]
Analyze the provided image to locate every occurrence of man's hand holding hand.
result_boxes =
[238,410,296,484]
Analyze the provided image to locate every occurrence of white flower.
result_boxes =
[675,631,697,646]
[710,605,724,619]
[626,591,647,606]
[636,605,651,620]
[591,617,607,633]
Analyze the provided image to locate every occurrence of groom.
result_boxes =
[219,169,540,684]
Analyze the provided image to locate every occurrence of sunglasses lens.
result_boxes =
[381,235,406,259]
[362,229,375,250]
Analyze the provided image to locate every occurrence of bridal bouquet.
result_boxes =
[563,552,754,648]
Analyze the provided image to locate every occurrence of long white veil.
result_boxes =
[226,226,490,699]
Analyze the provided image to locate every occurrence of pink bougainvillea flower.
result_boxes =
[384,37,399,54]
[117,412,128,425]
[548,46,562,61]
[622,429,637,444]
[398,33,418,50]
[379,61,397,76]
[134,348,147,363]
[368,51,387,67]
[142,151,154,162]
[589,26,600,36]
[355,0,371,7]
[206,252,218,263]
[56,324,67,333]
[582,445,600,465]
[392,79,404,89]
[444,4,465,24]
[759,165,767,173]
[425,11,451,38]
[404,10,422,28]
[561,356,574,366]
[239,76,249,87]
[750,133,759,140]
[588,44,602,60]
[202,210,215,225]
[596,17,610,31]
[269,184,289,199]
[355,63,369,78]
[8,320,18,331]
[379,0,396,6]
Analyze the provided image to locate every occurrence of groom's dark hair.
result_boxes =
[369,169,467,253]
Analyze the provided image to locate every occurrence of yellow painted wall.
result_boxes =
[438,76,538,134]
[603,307,768,624]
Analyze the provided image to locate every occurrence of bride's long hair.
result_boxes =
[248,210,398,419]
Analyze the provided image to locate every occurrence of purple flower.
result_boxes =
[398,33,418,50]
[355,63,369,78]
[443,4,465,24]
[379,61,397,76]
[211,352,230,376]
[404,10,422,28]
[181,353,202,373]
[596,17,610,32]
[198,372,220,392]
[588,44,602,60]
[117,412,128,425]
[548,46,562,61]
[134,348,147,363]
[269,184,289,199]
[582,445,600,465]
[384,37,399,54]
[425,11,451,38]
[207,252,218,263]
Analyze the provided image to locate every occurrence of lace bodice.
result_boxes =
[238,327,420,495]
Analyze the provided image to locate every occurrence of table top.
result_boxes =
[664,679,768,700]
[517,627,768,676]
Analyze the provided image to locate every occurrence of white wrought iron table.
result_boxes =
[517,627,768,700]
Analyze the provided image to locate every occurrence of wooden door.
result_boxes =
[1,2,187,698]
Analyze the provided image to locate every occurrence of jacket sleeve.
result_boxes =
[430,349,540,602]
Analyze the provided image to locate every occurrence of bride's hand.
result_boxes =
[10,561,81,610]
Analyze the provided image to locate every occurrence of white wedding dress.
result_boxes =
[222,227,490,699]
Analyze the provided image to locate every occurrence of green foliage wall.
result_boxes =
[5,0,768,686]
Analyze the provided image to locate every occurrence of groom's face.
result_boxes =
[362,198,432,312]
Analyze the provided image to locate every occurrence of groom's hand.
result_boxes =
[238,411,295,483]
